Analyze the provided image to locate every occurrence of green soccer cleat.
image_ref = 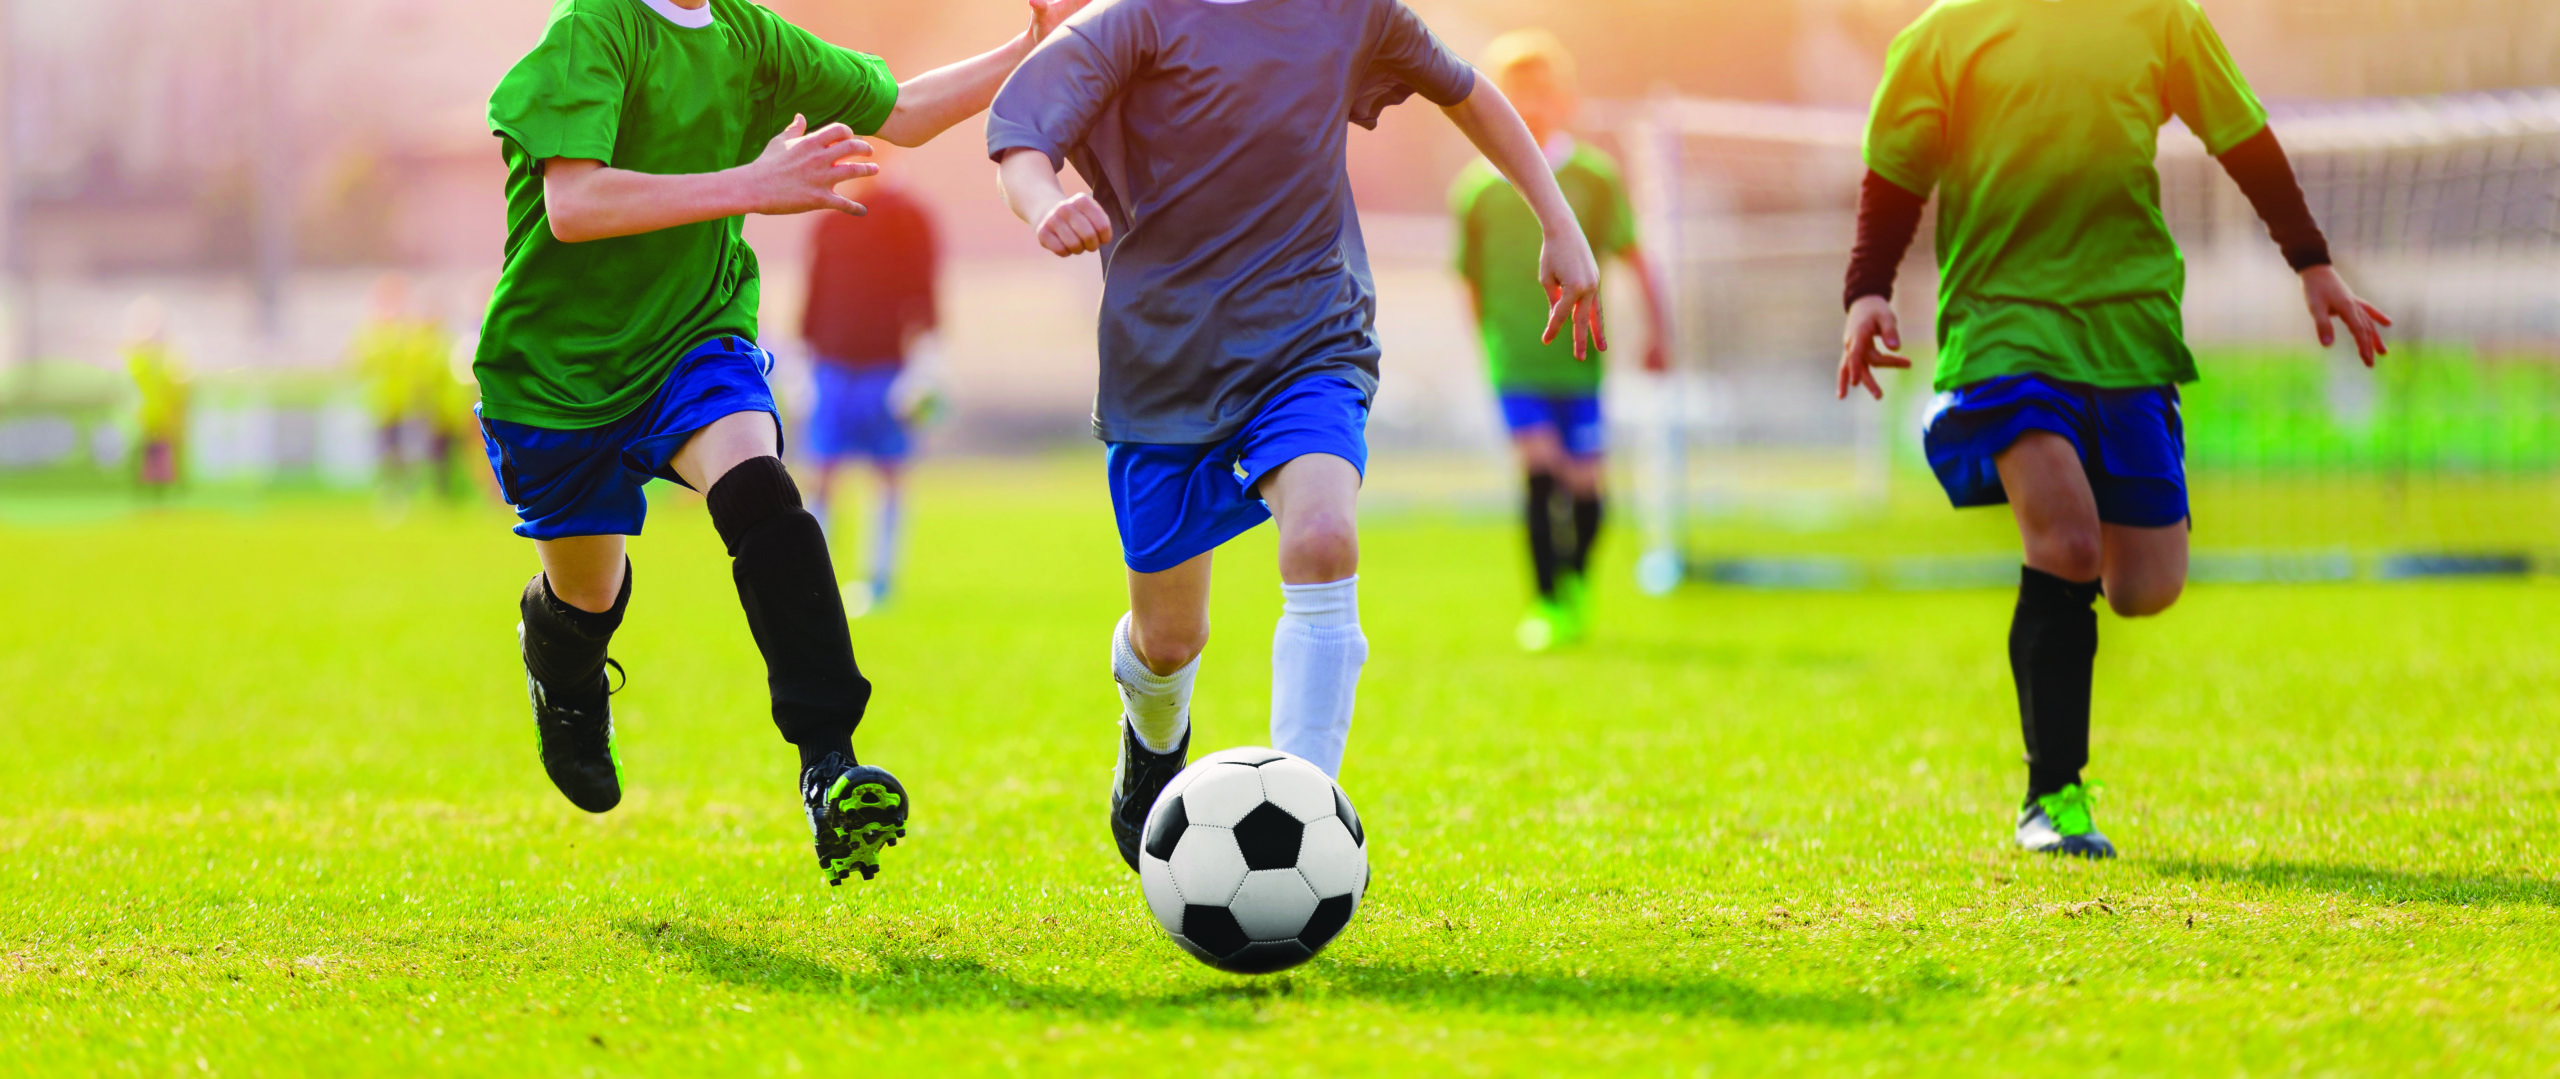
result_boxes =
[1554,571,1593,645]
[2016,782,2115,859]
[803,752,909,885]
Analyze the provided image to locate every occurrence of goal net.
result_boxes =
[1611,90,2560,591]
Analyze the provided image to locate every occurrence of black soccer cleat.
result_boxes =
[804,752,908,885]
[519,622,624,814]
[1111,719,1191,873]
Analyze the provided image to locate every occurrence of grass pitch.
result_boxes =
[2,462,2556,1076]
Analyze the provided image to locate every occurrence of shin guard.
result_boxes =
[706,456,870,753]
[2011,566,2101,802]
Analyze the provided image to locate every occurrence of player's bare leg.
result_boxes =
[535,535,627,613]
[1995,431,2115,858]
[1261,454,1367,778]
[1110,553,1213,870]
[864,459,908,610]
[674,411,904,884]
[2102,522,2188,618]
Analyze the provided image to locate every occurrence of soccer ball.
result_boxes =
[1138,747,1368,974]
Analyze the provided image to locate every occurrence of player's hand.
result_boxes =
[1837,294,1911,400]
[2301,264,2391,367]
[1028,0,1091,42]
[743,115,875,217]
[1036,192,1113,257]
[1642,336,1671,374]
[1539,233,1607,361]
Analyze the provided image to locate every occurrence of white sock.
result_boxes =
[1113,612,1195,753]
[1270,576,1367,778]
[869,486,902,595]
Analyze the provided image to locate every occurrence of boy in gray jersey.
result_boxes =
[987,0,1606,871]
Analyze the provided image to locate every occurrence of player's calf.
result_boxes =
[702,454,906,882]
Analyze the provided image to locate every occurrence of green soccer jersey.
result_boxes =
[476,0,898,429]
[1452,141,1638,395]
[1864,0,2268,392]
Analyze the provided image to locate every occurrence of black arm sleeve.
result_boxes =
[1844,170,1926,310]
[2217,126,2331,272]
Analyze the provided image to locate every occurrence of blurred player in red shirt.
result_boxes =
[801,147,940,615]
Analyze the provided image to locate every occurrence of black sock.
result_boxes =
[704,456,866,770]
[519,561,630,706]
[1525,471,1562,599]
[2011,566,2101,803]
[1566,493,1603,578]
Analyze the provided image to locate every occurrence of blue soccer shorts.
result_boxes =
[804,360,911,464]
[1106,376,1371,574]
[1921,373,2188,529]
[478,335,783,540]
[1497,391,1606,459]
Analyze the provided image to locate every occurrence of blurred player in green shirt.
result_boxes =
[1451,30,1670,651]
[1837,0,2389,859]
[476,0,1090,887]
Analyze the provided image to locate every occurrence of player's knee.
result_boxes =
[2107,577,2184,618]
[2029,529,2104,582]
[1136,623,1209,673]
[1563,462,1605,497]
[1281,517,1359,581]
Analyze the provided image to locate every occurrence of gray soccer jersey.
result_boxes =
[987,0,1476,444]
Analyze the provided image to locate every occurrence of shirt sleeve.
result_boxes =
[1861,14,1948,197]
[487,9,627,167]
[1351,1,1476,130]
[987,7,1150,167]
[2164,0,2269,155]
[744,6,900,137]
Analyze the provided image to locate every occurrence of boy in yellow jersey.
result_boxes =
[1450,30,1672,651]
[1837,0,2390,857]
[122,297,187,497]
[350,274,447,493]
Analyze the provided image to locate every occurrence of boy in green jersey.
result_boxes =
[1449,30,1671,651]
[478,0,1088,885]
[1837,0,2390,858]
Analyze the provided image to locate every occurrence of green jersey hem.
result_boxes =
[489,123,617,170]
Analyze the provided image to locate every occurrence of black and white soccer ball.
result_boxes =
[1138,747,1368,974]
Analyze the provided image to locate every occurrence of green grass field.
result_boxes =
[3,463,2557,1076]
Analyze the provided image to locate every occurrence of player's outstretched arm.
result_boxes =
[544,115,873,243]
[1836,170,1925,400]
[2213,128,2392,365]
[1620,245,1675,373]
[1443,80,1605,360]
[873,0,1091,148]
[998,148,1113,258]
[2300,264,2391,366]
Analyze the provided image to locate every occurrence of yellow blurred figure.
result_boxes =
[122,297,188,494]
[350,275,459,494]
